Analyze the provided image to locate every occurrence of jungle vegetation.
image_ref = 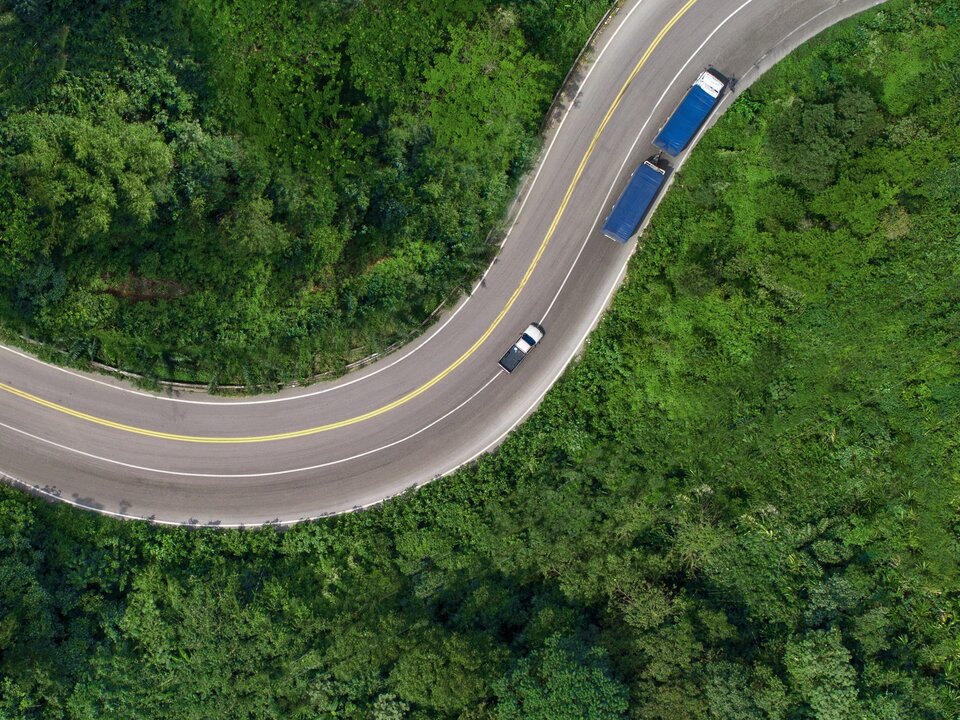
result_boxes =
[1,0,959,718]
[0,0,609,384]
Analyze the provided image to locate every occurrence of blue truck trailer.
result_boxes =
[653,69,727,156]
[601,159,667,243]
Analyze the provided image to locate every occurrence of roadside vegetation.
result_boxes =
[0,0,608,384]
[1,0,958,718]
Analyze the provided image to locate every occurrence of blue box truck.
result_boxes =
[601,159,667,244]
[653,69,727,156]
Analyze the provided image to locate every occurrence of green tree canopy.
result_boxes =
[493,635,628,720]
[3,110,173,251]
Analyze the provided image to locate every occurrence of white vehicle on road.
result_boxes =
[498,323,545,373]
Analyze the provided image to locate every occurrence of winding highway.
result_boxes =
[0,0,884,526]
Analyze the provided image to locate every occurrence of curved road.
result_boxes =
[0,0,884,526]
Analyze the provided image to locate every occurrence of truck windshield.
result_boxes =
[521,333,537,346]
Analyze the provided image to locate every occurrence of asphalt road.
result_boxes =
[0,0,886,526]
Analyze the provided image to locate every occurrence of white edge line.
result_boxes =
[541,0,758,323]
[0,373,500,480]
[0,0,651,408]
[442,256,632,485]
[0,0,884,527]
[0,373,502,526]
[426,0,897,502]
[450,0,886,480]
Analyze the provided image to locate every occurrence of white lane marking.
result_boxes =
[734,0,888,91]
[0,373,501,479]
[441,255,633,485]
[454,0,890,481]
[541,0,758,322]
[0,0,652,408]
[462,0,884,476]
[0,0,878,527]
[0,457,416,527]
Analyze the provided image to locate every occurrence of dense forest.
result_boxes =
[0,0,608,384]
[2,0,959,718]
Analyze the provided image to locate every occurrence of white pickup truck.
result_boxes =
[498,323,545,373]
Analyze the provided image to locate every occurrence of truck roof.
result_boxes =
[695,69,725,97]
[601,160,667,244]
[522,323,544,344]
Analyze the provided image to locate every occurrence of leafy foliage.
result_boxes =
[0,0,608,384]
[493,634,628,719]
[1,1,958,718]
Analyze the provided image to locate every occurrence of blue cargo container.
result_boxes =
[653,69,726,156]
[601,160,667,244]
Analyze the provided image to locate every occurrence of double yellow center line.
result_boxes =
[0,0,699,443]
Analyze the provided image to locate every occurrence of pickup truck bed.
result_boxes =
[498,346,526,373]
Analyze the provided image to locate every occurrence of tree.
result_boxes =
[767,102,845,193]
[10,0,48,25]
[785,629,863,720]
[3,111,172,251]
[493,635,628,720]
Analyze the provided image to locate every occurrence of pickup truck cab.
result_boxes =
[498,323,545,373]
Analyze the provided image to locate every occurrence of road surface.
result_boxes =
[0,0,885,525]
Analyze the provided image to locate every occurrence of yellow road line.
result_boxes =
[0,0,698,444]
